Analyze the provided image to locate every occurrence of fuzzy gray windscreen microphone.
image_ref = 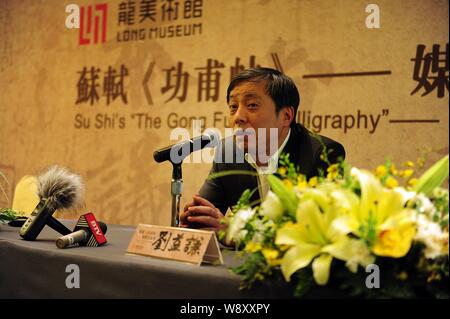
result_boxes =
[37,165,85,211]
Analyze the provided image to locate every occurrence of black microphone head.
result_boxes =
[37,165,84,210]
[202,129,221,148]
[154,131,221,164]
[153,144,173,163]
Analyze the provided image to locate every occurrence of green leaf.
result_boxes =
[0,208,17,224]
[208,170,259,180]
[267,175,298,219]
[414,155,449,196]
[232,188,257,213]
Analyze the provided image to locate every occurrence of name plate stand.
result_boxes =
[126,224,223,266]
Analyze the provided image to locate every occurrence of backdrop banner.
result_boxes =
[0,0,448,226]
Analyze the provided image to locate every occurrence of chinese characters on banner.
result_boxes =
[76,65,129,105]
[411,43,449,98]
[116,0,204,41]
[78,1,204,45]
[118,0,203,24]
[75,44,449,107]
[75,56,260,106]
[72,45,447,134]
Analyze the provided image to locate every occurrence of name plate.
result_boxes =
[126,224,223,266]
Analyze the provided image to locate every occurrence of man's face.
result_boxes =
[228,80,287,155]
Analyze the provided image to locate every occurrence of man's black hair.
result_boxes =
[226,67,300,127]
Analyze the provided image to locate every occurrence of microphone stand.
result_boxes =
[171,163,182,227]
[154,135,219,227]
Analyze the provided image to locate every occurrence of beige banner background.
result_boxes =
[0,0,448,226]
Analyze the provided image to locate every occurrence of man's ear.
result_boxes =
[281,106,295,126]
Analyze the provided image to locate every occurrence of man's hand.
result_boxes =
[179,195,226,233]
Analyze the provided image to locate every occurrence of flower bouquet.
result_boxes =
[222,153,449,298]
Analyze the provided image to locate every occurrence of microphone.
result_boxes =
[20,165,84,241]
[153,131,220,164]
[56,212,107,248]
